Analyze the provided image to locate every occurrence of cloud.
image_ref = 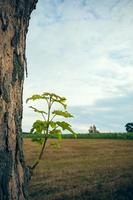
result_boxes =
[23,0,133,132]
[69,93,133,132]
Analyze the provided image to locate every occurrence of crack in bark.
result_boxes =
[0,151,13,200]
[3,112,9,151]
[12,52,24,85]
[2,74,11,103]
[0,11,9,31]
[11,27,20,48]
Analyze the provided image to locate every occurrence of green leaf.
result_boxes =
[49,129,62,135]
[56,121,76,135]
[49,121,57,129]
[53,99,67,109]
[73,132,77,138]
[26,94,48,103]
[30,120,47,134]
[29,106,47,115]
[43,92,67,108]
[52,110,73,118]
[49,129,62,139]
[42,92,66,102]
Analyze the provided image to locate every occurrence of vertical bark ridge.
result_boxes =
[0,1,38,199]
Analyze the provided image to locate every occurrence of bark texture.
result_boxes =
[0,0,38,199]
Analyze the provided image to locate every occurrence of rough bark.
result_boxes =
[0,0,38,199]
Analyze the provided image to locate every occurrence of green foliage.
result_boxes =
[49,121,57,129]
[27,92,76,153]
[49,129,62,139]
[26,94,47,103]
[27,92,67,109]
[29,106,47,115]
[56,121,77,138]
[30,120,47,134]
[23,132,133,140]
[52,110,73,118]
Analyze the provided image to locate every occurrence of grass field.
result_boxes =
[24,139,133,200]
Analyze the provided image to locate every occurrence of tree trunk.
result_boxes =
[0,0,38,199]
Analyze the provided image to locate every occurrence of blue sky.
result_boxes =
[22,0,133,132]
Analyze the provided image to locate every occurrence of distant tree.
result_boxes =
[88,126,93,133]
[26,92,76,172]
[92,125,96,132]
[125,123,133,133]
[0,1,38,199]
[88,124,100,133]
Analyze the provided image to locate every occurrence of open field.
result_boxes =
[24,139,133,200]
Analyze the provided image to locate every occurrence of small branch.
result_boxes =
[38,136,48,160]
[30,95,53,173]
[31,136,48,170]
[41,113,46,121]
[30,161,39,171]
[50,114,56,122]
[51,100,54,106]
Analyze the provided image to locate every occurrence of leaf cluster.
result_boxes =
[27,92,76,143]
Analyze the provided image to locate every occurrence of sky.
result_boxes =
[22,0,133,133]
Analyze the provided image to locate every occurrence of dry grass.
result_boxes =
[24,139,133,200]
